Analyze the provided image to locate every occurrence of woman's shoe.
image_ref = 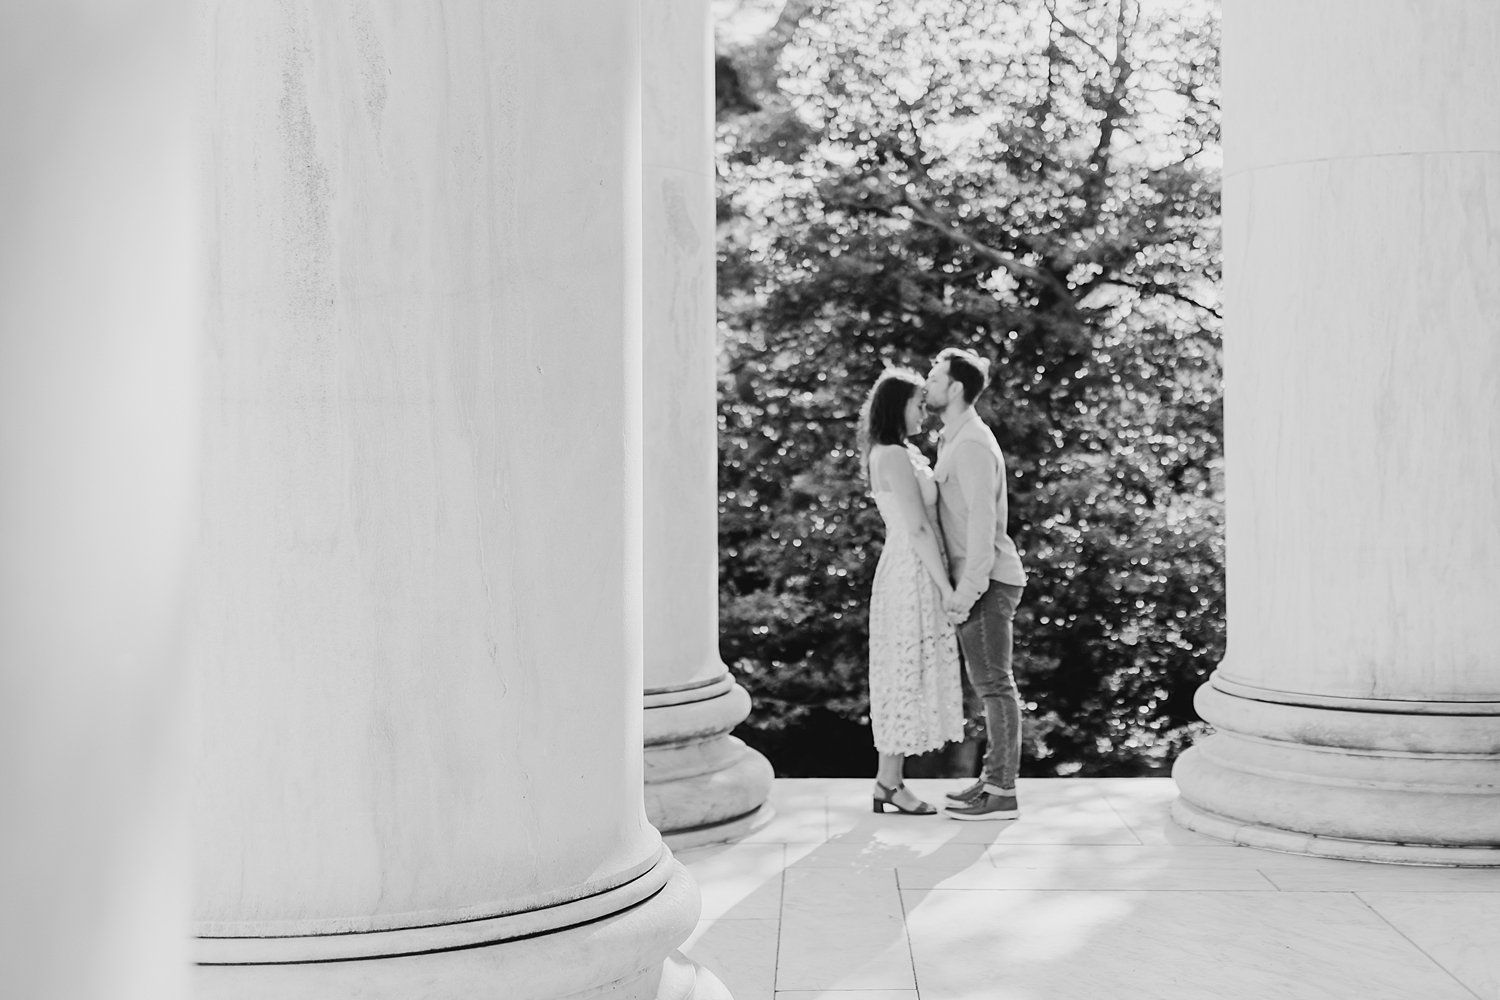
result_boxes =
[872,780,936,815]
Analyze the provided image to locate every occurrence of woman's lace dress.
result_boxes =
[868,445,965,755]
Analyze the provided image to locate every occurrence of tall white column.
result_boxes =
[641,0,774,847]
[1173,0,1500,864]
[0,4,194,1000]
[193,4,725,997]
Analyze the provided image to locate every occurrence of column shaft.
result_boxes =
[193,3,722,996]
[1173,0,1500,864]
[641,0,773,847]
[0,5,194,1000]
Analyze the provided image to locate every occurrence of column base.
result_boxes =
[1170,797,1500,867]
[645,673,775,849]
[657,951,733,1000]
[1172,677,1500,867]
[195,850,723,1000]
[662,803,775,852]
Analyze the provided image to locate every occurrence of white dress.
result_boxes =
[868,445,966,756]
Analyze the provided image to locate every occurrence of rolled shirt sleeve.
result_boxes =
[951,440,999,609]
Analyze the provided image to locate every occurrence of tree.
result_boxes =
[716,0,1223,776]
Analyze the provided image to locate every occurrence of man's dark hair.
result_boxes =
[935,347,990,404]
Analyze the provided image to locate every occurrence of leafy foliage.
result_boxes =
[717,0,1223,776]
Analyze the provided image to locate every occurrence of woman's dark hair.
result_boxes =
[858,367,922,479]
[935,347,990,404]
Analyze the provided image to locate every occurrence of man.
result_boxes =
[924,347,1027,821]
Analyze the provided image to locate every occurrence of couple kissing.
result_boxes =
[859,347,1027,820]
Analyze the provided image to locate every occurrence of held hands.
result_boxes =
[942,591,970,627]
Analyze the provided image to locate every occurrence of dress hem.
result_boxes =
[872,731,968,757]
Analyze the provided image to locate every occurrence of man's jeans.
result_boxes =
[955,582,1024,790]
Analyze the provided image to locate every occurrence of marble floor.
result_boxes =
[676,778,1500,1000]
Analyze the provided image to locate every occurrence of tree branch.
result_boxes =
[1043,0,1111,68]
[824,187,1059,297]
[1087,277,1222,319]
[1075,0,1137,228]
[765,0,817,50]
[824,195,898,220]
[899,193,1082,307]
[716,0,819,120]
[1150,139,1209,174]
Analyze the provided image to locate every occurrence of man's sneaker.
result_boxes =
[945,791,1019,821]
[944,779,987,804]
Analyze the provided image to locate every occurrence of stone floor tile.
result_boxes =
[780,841,825,867]
[1359,892,1500,999]
[787,841,990,871]
[902,889,1477,1000]
[982,844,1289,869]
[1260,863,1500,892]
[823,809,989,845]
[897,864,1277,892]
[683,781,1497,1000]
[768,778,853,800]
[681,918,779,1000]
[740,793,827,844]
[1091,777,1227,846]
[777,868,915,992]
[676,843,785,919]
[968,801,1146,845]
[1013,776,1126,802]
[825,794,1141,846]
[1133,823,1229,847]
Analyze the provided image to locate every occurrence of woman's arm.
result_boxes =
[871,446,955,599]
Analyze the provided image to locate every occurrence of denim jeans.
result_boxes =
[955,582,1024,791]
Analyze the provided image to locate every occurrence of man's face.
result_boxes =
[923,361,953,412]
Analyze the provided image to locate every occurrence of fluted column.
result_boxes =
[1173,0,1500,864]
[0,5,194,999]
[192,4,724,997]
[641,0,774,848]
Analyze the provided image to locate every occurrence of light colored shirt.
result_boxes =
[934,408,1027,607]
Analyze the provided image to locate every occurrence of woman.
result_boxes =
[859,367,966,814]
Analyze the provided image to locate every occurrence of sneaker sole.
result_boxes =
[944,809,1019,821]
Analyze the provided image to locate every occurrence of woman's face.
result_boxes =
[903,391,924,437]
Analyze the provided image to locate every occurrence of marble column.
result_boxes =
[0,6,194,1000]
[193,4,725,998]
[1172,0,1500,864]
[641,0,774,848]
